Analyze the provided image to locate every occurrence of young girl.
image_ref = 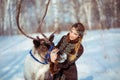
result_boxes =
[50,22,85,80]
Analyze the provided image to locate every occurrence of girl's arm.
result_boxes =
[56,44,84,69]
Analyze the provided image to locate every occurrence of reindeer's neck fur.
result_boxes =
[32,47,47,62]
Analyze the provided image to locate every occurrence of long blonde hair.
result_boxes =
[69,37,82,61]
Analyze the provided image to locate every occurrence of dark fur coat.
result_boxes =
[53,34,84,80]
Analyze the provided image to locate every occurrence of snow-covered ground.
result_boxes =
[0,28,120,80]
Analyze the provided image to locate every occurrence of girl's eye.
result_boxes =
[74,33,78,35]
[74,31,79,36]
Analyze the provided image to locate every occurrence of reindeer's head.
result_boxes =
[33,35,54,56]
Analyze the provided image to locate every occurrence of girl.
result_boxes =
[50,22,85,80]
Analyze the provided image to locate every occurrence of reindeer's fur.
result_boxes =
[23,34,67,80]
[24,48,50,80]
[24,35,54,80]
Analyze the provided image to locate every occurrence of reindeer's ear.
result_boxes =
[33,39,40,48]
[49,34,54,42]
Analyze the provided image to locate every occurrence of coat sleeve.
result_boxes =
[56,44,84,69]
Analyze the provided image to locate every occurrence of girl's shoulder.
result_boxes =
[62,35,67,38]
[80,44,84,51]
[80,44,84,50]
[60,35,67,41]
[78,44,84,55]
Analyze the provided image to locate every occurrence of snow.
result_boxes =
[0,29,120,80]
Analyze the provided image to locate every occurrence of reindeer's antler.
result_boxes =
[38,0,51,40]
[16,0,36,40]
[16,0,51,40]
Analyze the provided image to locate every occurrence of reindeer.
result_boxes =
[16,0,67,80]
[16,0,54,80]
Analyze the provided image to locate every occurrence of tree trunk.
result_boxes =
[83,2,92,30]
[95,0,105,29]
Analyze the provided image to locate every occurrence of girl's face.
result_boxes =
[69,27,79,40]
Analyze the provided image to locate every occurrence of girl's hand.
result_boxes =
[50,48,59,63]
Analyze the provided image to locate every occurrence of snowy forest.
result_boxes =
[0,0,120,35]
[0,0,120,80]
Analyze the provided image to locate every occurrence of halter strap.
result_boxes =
[29,45,54,64]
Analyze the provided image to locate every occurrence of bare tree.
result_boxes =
[0,0,5,35]
[71,0,81,22]
[95,0,105,29]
